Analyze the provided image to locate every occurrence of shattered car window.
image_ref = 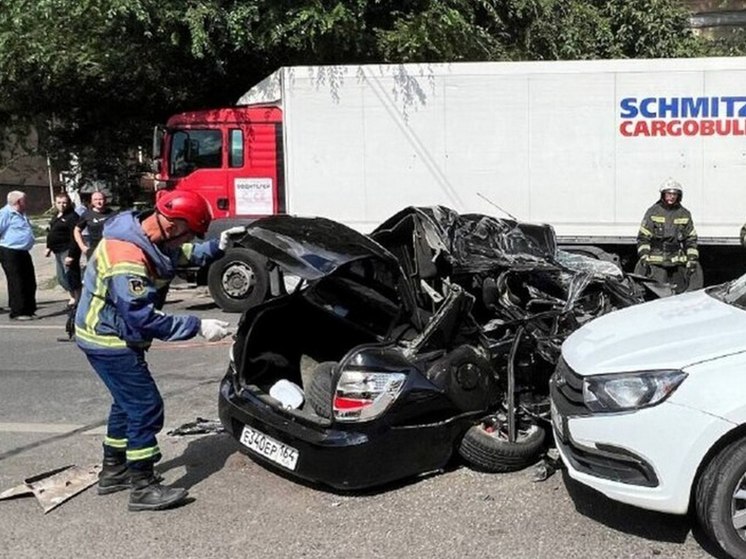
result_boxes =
[555,250,622,278]
[711,273,746,308]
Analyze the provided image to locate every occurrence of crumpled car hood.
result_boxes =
[562,289,746,374]
[239,215,400,281]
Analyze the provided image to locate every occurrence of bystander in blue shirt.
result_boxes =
[0,203,35,251]
[0,190,37,319]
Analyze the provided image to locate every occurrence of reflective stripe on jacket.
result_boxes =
[636,201,698,267]
[75,211,220,353]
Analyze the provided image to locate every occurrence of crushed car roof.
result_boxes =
[372,206,559,273]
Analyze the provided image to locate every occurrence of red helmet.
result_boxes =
[155,190,212,237]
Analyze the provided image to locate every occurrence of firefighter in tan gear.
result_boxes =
[636,178,701,294]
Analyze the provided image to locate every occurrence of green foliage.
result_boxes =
[0,0,728,198]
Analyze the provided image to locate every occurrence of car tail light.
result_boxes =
[333,371,406,422]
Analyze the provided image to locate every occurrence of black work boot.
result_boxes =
[98,454,130,495]
[128,465,188,512]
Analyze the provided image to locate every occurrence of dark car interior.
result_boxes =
[233,257,408,400]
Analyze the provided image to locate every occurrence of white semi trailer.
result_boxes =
[155,57,746,310]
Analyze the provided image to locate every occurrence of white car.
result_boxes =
[551,275,746,558]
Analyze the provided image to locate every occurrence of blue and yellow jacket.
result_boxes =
[75,211,220,354]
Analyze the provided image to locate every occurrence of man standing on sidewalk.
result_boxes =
[0,190,37,320]
[73,190,114,260]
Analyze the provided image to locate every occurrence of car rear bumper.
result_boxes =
[218,375,468,490]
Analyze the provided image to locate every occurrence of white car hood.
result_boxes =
[562,289,746,374]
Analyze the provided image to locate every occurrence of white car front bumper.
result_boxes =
[552,399,733,514]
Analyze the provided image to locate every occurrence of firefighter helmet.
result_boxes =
[156,190,212,237]
[659,178,683,195]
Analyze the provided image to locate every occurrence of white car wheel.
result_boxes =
[696,438,746,558]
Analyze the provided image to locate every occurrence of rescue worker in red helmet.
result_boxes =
[75,190,244,511]
[636,178,700,294]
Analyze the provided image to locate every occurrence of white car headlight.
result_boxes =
[583,370,687,412]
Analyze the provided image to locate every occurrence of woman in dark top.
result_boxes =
[46,192,81,306]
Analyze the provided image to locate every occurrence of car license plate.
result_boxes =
[239,425,299,471]
[550,400,565,441]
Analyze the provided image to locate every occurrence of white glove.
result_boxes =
[219,226,247,251]
[199,319,231,342]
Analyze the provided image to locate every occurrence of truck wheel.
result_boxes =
[207,247,269,313]
[458,414,546,473]
[306,362,336,419]
[695,438,746,558]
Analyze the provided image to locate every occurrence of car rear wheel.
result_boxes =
[207,247,269,313]
[696,438,746,558]
[458,414,546,473]
[306,361,336,419]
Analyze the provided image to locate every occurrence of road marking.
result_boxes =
[0,328,232,346]
[0,422,106,435]
[0,325,63,330]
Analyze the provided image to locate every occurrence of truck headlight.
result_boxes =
[583,370,687,412]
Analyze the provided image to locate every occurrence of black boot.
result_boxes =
[128,465,188,512]
[98,454,130,495]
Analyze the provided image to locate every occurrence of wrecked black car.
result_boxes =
[218,206,658,490]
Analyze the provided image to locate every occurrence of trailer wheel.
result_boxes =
[306,362,336,419]
[207,247,268,313]
[458,414,546,473]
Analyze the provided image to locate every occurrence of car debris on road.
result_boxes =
[217,206,666,490]
[0,464,101,513]
[167,417,225,437]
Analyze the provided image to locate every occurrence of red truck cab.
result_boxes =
[152,106,285,313]
[153,106,285,221]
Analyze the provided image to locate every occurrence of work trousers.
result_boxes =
[649,264,688,294]
[0,246,37,317]
[84,348,164,470]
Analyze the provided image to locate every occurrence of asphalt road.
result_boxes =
[0,280,724,559]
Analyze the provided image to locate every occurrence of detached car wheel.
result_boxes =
[207,247,269,313]
[458,414,546,473]
[306,361,336,419]
[696,438,746,558]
